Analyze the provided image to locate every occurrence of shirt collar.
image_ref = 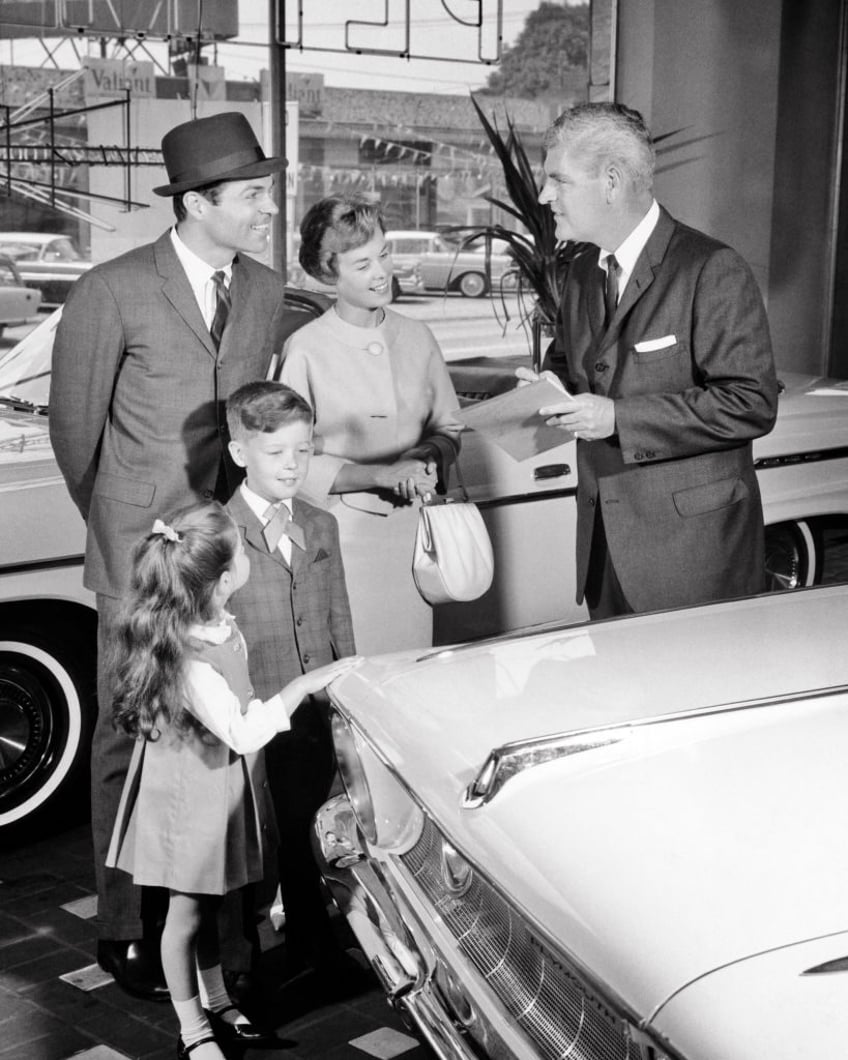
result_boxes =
[188,612,234,644]
[599,199,660,285]
[240,481,293,524]
[170,226,234,287]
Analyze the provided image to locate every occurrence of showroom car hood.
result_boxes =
[331,585,848,1017]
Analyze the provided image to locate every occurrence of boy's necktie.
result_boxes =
[262,503,306,553]
[210,270,231,350]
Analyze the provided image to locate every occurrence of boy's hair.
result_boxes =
[111,501,240,741]
[226,380,313,441]
[298,194,384,283]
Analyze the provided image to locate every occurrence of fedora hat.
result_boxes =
[153,111,286,196]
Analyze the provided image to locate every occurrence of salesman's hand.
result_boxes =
[515,367,564,389]
[539,393,616,440]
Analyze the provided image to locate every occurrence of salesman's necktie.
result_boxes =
[209,270,231,350]
[604,254,620,329]
[262,503,306,553]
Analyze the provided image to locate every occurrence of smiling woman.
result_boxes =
[279,194,463,654]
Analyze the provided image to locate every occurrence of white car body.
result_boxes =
[0,255,42,333]
[317,584,848,1060]
[1,303,847,833]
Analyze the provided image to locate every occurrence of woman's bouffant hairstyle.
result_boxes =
[111,501,240,742]
[298,194,384,283]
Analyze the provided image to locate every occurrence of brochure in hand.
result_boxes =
[456,377,574,461]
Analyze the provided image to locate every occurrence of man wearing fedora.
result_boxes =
[50,111,298,1005]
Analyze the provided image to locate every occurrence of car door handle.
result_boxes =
[534,463,571,480]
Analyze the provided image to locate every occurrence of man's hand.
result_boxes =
[539,393,616,440]
[515,366,563,389]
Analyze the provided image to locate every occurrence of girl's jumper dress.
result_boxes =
[106,616,281,896]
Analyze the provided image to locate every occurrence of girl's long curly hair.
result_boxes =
[110,501,240,741]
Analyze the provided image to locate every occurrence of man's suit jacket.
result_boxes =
[49,230,296,598]
[225,489,355,699]
[545,207,779,612]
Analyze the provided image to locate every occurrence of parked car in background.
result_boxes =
[317,582,848,1060]
[0,233,92,307]
[0,254,41,338]
[2,297,848,838]
[386,230,514,298]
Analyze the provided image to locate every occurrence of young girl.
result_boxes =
[105,502,359,1060]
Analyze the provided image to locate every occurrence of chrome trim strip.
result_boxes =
[465,682,848,806]
[313,796,482,1060]
[754,445,848,469]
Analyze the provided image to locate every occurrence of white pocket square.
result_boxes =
[635,334,677,352]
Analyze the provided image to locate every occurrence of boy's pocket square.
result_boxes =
[313,548,330,562]
[635,334,677,352]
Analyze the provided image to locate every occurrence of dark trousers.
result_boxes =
[265,697,339,973]
[584,509,633,621]
[92,592,148,940]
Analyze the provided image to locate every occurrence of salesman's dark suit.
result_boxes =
[49,231,299,943]
[545,207,779,613]
[226,487,355,974]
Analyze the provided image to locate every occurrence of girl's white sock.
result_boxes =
[172,994,213,1046]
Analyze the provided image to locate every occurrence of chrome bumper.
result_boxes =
[314,795,479,1060]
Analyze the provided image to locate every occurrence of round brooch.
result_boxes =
[365,341,384,356]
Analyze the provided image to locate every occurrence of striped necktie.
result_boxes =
[210,270,231,350]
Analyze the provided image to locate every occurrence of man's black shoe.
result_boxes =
[97,939,170,1002]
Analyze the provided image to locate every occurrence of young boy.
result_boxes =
[225,381,357,1000]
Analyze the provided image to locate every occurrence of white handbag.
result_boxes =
[412,467,494,605]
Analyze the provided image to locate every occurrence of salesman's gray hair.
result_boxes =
[544,103,655,194]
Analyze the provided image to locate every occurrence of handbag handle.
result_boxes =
[424,454,469,506]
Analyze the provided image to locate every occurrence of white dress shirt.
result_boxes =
[170,227,233,328]
[240,482,294,564]
[599,199,660,304]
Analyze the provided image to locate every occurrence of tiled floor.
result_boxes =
[0,825,432,1060]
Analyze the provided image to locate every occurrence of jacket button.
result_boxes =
[645,450,656,459]
[594,362,608,372]
[303,653,310,664]
[291,581,297,592]
[202,488,214,499]
[296,616,303,626]
[634,451,644,461]
[588,497,596,507]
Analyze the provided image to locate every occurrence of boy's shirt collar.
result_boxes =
[239,481,293,523]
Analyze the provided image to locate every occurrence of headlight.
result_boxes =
[331,711,377,843]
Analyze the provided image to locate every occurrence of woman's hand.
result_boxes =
[375,458,438,502]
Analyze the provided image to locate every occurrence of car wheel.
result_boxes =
[0,632,95,837]
[458,272,488,298]
[764,520,818,591]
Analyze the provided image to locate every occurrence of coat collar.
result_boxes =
[228,489,317,573]
[153,230,216,357]
[598,206,677,349]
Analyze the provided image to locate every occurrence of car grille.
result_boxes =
[401,817,642,1060]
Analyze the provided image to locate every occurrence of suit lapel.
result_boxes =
[230,491,292,571]
[290,498,316,579]
[598,207,677,350]
[153,231,217,359]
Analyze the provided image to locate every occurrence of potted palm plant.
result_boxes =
[448,94,582,370]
